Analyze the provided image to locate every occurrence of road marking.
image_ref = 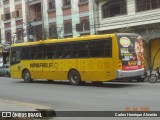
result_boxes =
[0,98,51,110]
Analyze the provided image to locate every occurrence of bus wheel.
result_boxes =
[69,70,81,85]
[23,70,32,83]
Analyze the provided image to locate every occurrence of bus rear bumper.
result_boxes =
[116,68,144,79]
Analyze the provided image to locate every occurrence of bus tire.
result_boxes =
[22,70,32,83]
[69,70,81,85]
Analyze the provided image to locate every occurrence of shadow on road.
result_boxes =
[13,79,141,88]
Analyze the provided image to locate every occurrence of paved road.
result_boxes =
[0,77,160,120]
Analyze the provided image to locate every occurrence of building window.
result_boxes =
[81,19,89,31]
[5,32,11,42]
[102,0,127,18]
[33,3,42,21]
[3,0,9,5]
[49,24,57,38]
[136,0,160,12]
[63,0,71,6]
[48,0,55,10]
[35,25,43,41]
[5,13,11,20]
[16,11,20,17]
[64,22,72,34]
[15,29,24,43]
[17,30,23,40]
[76,19,90,32]
[12,9,22,18]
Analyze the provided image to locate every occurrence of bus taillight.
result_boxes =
[118,60,122,70]
[141,61,145,68]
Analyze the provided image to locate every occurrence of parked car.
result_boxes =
[0,64,10,77]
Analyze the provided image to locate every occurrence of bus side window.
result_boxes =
[57,53,62,58]
[44,44,56,59]
[30,46,36,59]
[22,47,30,59]
[56,43,72,59]
[52,52,57,58]
[73,42,89,58]
[73,51,79,58]
[89,39,112,58]
[104,39,112,57]
[65,52,71,58]
[80,42,89,58]
[36,45,44,59]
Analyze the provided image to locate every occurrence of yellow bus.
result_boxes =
[10,33,144,85]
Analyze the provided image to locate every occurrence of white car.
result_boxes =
[0,64,10,77]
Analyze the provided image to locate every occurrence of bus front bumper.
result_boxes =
[116,68,144,79]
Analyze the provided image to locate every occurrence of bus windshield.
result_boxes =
[117,34,144,70]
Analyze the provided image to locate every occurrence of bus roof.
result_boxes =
[11,33,138,47]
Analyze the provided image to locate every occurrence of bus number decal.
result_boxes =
[102,62,110,68]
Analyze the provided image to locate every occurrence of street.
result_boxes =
[0,77,160,120]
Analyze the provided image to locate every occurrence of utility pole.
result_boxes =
[41,0,45,40]
[0,29,1,44]
[41,0,49,40]
[27,0,31,22]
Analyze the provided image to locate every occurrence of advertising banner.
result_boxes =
[118,35,144,70]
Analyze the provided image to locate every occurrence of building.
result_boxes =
[0,0,28,64]
[0,0,95,43]
[93,0,160,68]
[27,0,95,41]
[0,0,27,44]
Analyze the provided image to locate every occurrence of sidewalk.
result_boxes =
[0,101,34,111]
[0,99,55,119]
